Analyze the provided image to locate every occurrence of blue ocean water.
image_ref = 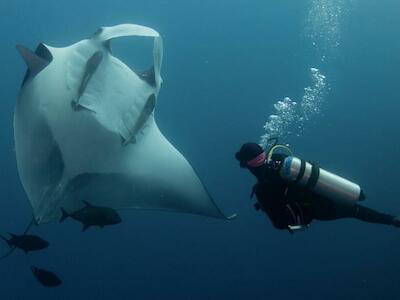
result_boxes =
[1,0,400,299]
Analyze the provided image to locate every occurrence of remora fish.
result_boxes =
[121,93,156,146]
[31,266,62,287]
[72,50,103,110]
[60,200,122,231]
[0,233,49,254]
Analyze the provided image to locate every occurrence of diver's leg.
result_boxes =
[354,205,395,225]
[310,196,396,225]
[314,201,397,226]
[311,196,356,221]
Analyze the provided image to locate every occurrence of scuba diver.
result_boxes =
[235,140,400,233]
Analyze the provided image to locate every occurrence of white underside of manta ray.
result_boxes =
[14,24,235,224]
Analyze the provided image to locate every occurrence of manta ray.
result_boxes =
[15,24,235,224]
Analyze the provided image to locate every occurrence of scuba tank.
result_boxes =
[265,139,365,204]
[267,139,365,202]
[279,156,365,203]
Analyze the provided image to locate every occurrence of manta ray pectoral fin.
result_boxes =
[16,44,52,87]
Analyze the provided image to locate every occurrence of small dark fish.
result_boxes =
[0,218,36,260]
[60,200,121,231]
[121,93,156,146]
[0,233,49,254]
[31,266,62,287]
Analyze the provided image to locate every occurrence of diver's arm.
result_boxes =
[254,163,299,230]
[257,196,298,230]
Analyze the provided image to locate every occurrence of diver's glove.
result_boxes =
[391,216,400,227]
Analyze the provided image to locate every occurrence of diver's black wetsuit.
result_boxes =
[251,154,394,230]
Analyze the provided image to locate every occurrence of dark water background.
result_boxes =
[0,0,399,299]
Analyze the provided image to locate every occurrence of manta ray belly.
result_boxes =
[15,24,233,224]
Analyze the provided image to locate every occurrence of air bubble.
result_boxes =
[260,68,327,147]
